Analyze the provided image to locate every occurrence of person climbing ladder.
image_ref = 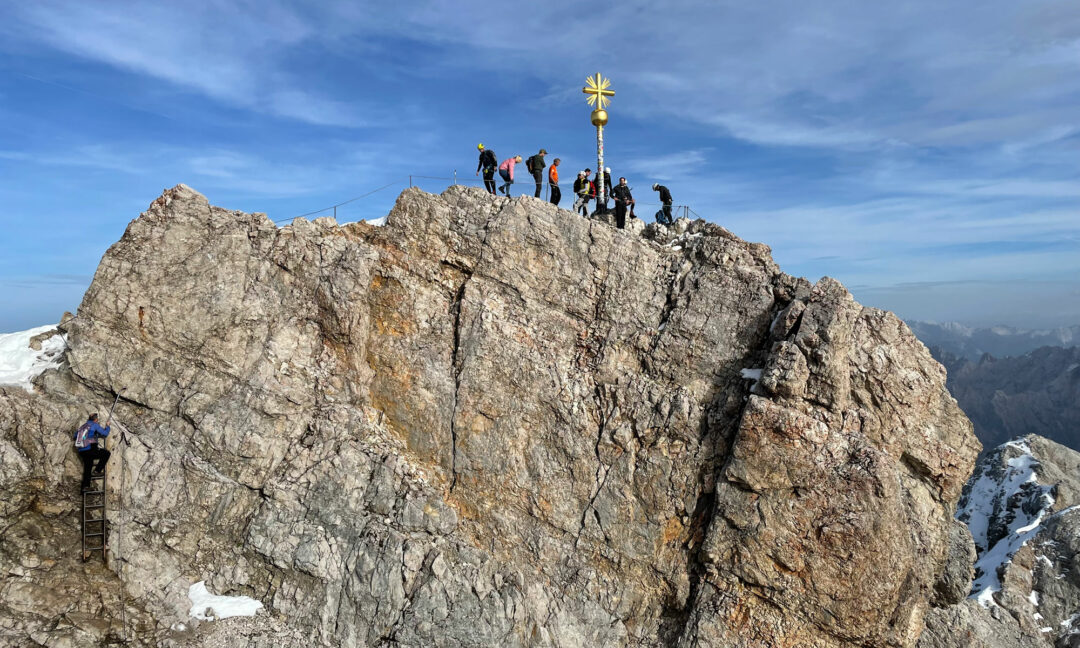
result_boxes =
[75,412,111,491]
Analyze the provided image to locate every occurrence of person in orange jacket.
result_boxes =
[548,158,561,206]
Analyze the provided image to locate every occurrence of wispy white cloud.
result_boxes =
[5,2,365,127]
[0,146,145,173]
[622,149,708,181]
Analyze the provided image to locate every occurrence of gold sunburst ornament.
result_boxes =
[582,73,614,126]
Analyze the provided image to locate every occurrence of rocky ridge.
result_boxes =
[0,184,981,647]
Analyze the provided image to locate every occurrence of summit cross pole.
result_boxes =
[582,73,614,211]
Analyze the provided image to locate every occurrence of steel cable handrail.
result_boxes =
[271,173,697,225]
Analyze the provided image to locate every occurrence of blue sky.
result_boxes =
[1,1,1079,332]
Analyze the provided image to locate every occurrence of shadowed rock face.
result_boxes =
[0,185,979,647]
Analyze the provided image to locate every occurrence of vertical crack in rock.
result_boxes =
[444,203,501,493]
[448,278,468,493]
[650,254,690,357]
[577,383,615,547]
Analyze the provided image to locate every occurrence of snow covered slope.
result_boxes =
[0,325,66,392]
[958,438,1058,605]
[956,435,1080,644]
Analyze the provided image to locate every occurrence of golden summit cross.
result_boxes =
[582,73,614,108]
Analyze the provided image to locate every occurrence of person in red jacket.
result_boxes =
[548,158,561,206]
[498,155,521,196]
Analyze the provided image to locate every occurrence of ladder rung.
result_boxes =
[82,490,105,495]
[84,545,104,551]
[84,504,105,509]
[85,532,105,537]
[83,519,104,525]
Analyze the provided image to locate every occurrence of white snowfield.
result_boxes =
[0,325,66,392]
[187,581,264,621]
[958,439,1065,607]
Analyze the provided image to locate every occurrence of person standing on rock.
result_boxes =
[594,167,612,213]
[572,171,588,215]
[575,169,595,216]
[548,158,561,207]
[652,183,673,225]
[611,177,635,229]
[498,155,521,196]
[476,144,498,195]
[526,149,547,198]
[74,413,111,491]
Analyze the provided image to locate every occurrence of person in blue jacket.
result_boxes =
[74,413,110,490]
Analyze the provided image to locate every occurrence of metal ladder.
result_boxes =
[82,471,108,564]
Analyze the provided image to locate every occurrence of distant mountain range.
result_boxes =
[929,344,1080,453]
[908,320,1080,362]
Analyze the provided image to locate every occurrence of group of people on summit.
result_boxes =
[476,144,674,229]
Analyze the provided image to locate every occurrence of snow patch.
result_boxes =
[740,368,763,391]
[363,215,388,227]
[740,368,762,381]
[188,581,263,621]
[0,325,67,392]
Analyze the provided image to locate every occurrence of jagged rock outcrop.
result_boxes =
[1,185,980,647]
[918,436,1080,648]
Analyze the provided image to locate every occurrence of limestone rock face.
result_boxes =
[0,185,980,647]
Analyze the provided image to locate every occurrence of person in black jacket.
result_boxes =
[593,167,612,213]
[476,144,498,194]
[611,177,635,229]
[526,149,547,198]
[652,183,673,225]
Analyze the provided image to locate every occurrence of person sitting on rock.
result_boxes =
[611,177,635,229]
[74,413,111,491]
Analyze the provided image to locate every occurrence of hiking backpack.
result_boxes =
[74,422,94,449]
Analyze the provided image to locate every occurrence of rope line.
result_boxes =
[274,180,405,224]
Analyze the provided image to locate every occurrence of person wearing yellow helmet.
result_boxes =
[476,143,497,194]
